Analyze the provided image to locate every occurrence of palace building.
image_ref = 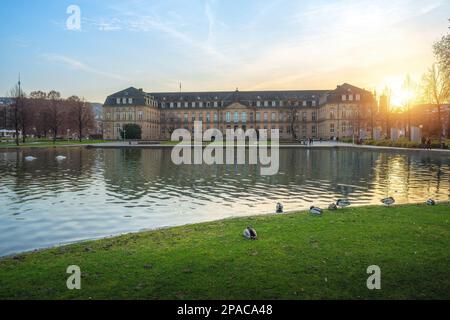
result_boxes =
[102,83,376,141]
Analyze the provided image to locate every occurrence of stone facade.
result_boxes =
[102,83,376,140]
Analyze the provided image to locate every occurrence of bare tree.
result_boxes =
[46,90,63,143]
[402,75,417,141]
[8,84,22,146]
[284,99,298,141]
[68,96,94,141]
[421,64,450,145]
[433,20,450,138]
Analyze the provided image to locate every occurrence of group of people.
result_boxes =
[421,137,433,150]
[297,137,317,145]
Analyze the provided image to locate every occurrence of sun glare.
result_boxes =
[378,75,418,110]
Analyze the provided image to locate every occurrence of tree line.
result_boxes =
[4,86,95,146]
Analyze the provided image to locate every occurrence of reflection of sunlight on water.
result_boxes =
[0,147,449,256]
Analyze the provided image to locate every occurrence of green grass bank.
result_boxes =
[0,204,449,300]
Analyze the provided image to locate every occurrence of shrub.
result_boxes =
[120,123,142,140]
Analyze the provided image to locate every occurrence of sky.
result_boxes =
[0,0,449,104]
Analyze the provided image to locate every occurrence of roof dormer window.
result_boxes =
[128,98,133,104]
[116,98,121,105]
[342,95,347,101]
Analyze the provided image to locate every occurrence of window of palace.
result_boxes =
[272,101,276,107]
[280,101,284,107]
[214,101,218,108]
[116,98,121,104]
[302,111,307,122]
[192,113,196,121]
[242,112,247,123]
[214,112,218,122]
[128,98,133,104]
[349,94,354,101]
[271,112,276,122]
[342,95,347,101]
[170,102,174,108]
[122,98,126,104]
[264,101,269,107]
[106,113,111,120]
[249,112,254,122]
[312,125,317,134]
[177,102,181,108]
[185,102,189,108]
[312,111,317,121]
[256,112,260,121]
[116,113,120,120]
[234,112,239,123]
[263,112,268,122]
[302,101,307,107]
[312,101,316,107]
[330,123,335,133]
[138,111,143,120]
[256,101,261,107]
[226,112,231,123]
[356,94,361,101]
[206,113,211,122]
[199,113,203,121]
[199,102,203,108]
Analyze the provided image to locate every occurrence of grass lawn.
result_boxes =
[0,204,449,300]
[0,139,110,149]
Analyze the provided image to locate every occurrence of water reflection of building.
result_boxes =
[102,83,377,141]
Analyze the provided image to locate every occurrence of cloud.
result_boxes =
[42,53,129,81]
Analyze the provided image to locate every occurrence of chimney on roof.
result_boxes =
[139,88,143,92]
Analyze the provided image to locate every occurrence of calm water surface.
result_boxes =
[0,147,449,256]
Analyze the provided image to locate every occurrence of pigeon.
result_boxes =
[426,199,436,206]
[25,156,37,161]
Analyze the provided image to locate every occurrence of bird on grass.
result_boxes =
[276,203,284,213]
[328,203,338,210]
[426,199,436,206]
[336,199,351,208]
[25,156,37,161]
[243,226,258,240]
[309,206,323,216]
[381,197,395,206]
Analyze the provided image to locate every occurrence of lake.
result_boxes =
[0,147,449,256]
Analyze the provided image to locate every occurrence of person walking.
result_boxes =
[426,137,432,150]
